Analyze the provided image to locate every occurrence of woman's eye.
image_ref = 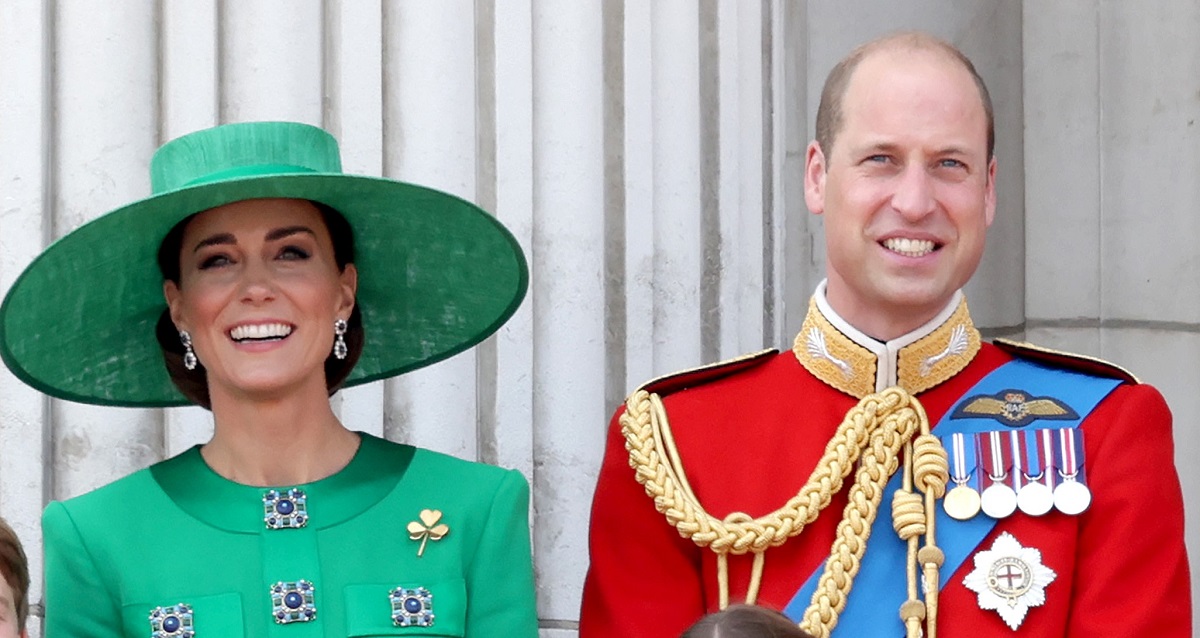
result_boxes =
[278,245,311,260]
[198,254,232,270]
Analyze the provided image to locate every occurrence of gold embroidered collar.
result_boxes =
[793,282,981,398]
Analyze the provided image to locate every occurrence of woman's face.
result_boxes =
[163,198,357,403]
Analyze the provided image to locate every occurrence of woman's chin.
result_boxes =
[210,370,326,404]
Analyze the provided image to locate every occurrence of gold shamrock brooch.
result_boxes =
[407,509,450,557]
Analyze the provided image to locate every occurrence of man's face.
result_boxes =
[0,574,23,638]
[805,48,996,339]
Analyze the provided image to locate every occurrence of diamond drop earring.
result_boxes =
[333,319,348,360]
[180,330,198,371]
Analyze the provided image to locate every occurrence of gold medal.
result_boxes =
[944,484,982,520]
[942,432,981,520]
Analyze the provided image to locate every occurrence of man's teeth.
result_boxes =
[230,323,293,341]
[883,237,936,257]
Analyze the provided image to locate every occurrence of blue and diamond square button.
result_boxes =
[271,580,317,624]
[390,586,434,627]
[149,603,194,638]
[263,488,308,529]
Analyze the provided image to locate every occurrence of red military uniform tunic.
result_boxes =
[581,287,1190,637]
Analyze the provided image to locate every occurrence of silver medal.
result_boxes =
[1017,429,1055,516]
[1053,478,1091,515]
[1016,481,1054,516]
[980,483,1017,519]
[1053,428,1090,515]
[979,431,1017,518]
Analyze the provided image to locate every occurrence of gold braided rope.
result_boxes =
[620,386,949,638]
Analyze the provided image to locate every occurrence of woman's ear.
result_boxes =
[163,280,184,330]
[337,264,358,318]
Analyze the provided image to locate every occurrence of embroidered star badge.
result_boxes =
[963,532,1057,630]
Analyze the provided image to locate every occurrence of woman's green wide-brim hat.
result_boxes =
[0,121,528,407]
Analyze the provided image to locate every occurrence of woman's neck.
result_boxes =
[201,386,361,487]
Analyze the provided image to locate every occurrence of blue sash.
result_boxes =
[781,359,1120,635]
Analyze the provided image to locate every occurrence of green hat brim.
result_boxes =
[0,172,528,407]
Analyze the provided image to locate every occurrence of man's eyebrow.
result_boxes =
[856,141,902,154]
[265,226,316,242]
[936,146,972,156]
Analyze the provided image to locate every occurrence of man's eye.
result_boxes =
[865,154,890,163]
[939,158,966,169]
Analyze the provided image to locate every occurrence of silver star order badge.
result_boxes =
[963,532,1056,630]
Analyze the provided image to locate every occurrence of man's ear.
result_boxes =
[804,141,828,216]
[984,156,997,226]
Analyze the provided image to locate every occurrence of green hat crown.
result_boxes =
[0,120,528,407]
[151,122,342,192]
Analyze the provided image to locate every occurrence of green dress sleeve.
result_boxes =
[464,469,538,637]
[43,500,122,637]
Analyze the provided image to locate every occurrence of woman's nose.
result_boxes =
[238,260,276,303]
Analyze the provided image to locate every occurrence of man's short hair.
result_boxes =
[815,32,995,160]
[0,517,29,633]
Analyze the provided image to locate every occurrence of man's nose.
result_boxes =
[891,164,937,221]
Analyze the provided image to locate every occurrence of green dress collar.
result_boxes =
[150,432,415,533]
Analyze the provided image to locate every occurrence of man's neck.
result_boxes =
[823,290,948,342]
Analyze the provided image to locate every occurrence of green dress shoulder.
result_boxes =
[42,433,538,637]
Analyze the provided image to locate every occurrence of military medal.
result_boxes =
[963,532,1057,629]
[943,432,981,520]
[1053,428,1091,515]
[979,431,1017,518]
[1016,429,1054,516]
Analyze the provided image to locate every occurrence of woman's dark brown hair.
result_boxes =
[0,517,29,634]
[681,605,815,638]
[154,200,364,409]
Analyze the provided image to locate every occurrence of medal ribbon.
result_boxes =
[945,432,976,485]
[1008,431,1024,491]
[978,431,1012,488]
[784,359,1121,636]
[1032,429,1055,489]
[1055,428,1087,480]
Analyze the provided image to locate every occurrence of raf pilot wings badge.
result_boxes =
[950,389,1079,427]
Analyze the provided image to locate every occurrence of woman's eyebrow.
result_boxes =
[265,226,316,241]
[192,232,235,253]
